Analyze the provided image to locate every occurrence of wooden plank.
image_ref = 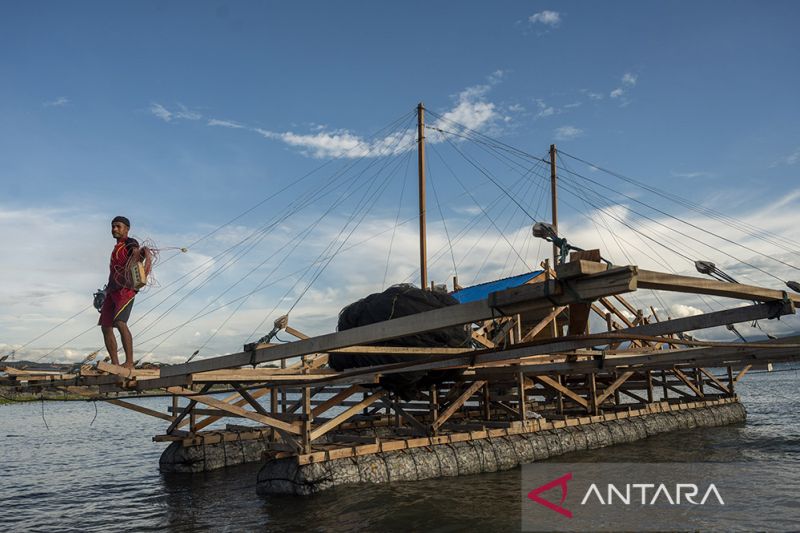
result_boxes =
[698,367,731,395]
[379,397,428,434]
[309,390,386,441]
[161,266,639,377]
[734,365,752,382]
[595,371,635,405]
[536,375,589,408]
[311,385,363,417]
[104,399,175,422]
[638,270,800,303]
[191,386,271,432]
[97,361,159,378]
[521,306,566,342]
[431,380,486,431]
[171,387,302,434]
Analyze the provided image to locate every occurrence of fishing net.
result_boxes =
[330,284,470,399]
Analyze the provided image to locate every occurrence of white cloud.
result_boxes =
[772,147,800,167]
[535,99,557,118]
[149,103,202,122]
[671,171,713,179]
[554,125,584,140]
[610,88,624,99]
[149,103,173,122]
[622,72,638,86]
[43,96,69,108]
[529,10,561,26]
[208,118,245,129]
[149,74,508,159]
[174,104,202,121]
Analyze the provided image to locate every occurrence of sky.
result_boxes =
[2,1,800,364]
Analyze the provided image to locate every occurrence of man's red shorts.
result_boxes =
[98,288,136,327]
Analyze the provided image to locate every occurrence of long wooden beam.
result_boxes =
[160,266,639,377]
[638,269,800,303]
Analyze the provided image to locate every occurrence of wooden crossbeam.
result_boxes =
[379,397,428,434]
[431,380,486,431]
[638,270,800,303]
[106,399,176,422]
[535,375,589,409]
[595,371,635,405]
[190,386,271,432]
[311,385,363,417]
[521,306,566,342]
[735,365,752,382]
[309,390,386,441]
[171,387,302,434]
[698,368,731,395]
[672,368,705,398]
[166,384,213,434]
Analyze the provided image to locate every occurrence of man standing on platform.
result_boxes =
[99,216,140,369]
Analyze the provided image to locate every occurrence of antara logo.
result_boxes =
[527,472,573,518]
[580,483,725,506]
[528,473,725,518]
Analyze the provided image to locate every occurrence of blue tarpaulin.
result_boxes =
[450,270,543,304]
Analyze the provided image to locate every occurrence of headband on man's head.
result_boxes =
[112,216,130,228]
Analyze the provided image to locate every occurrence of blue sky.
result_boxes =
[2,1,799,363]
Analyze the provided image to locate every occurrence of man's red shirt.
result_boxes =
[108,237,139,291]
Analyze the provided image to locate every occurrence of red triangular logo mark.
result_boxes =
[527,472,573,518]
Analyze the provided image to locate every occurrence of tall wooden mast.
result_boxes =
[417,103,428,289]
[549,143,559,265]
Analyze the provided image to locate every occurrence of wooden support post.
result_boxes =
[727,365,736,396]
[280,357,287,412]
[270,386,278,415]
[695,367,704,396]
[302,386,312,453]
[646,370,654,403]
[483,382,491,420]
[661,369,669,400]
[557,375,564,414]
[518,371,528,421]
[588,373,598,415]
[430,384,439,428]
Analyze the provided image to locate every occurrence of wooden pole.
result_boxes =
[549,143,558,265]
[417,102,428,290]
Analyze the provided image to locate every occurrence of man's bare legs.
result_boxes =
[102,323,134,368]
[102,325,120,366]
[115,321,134,369]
